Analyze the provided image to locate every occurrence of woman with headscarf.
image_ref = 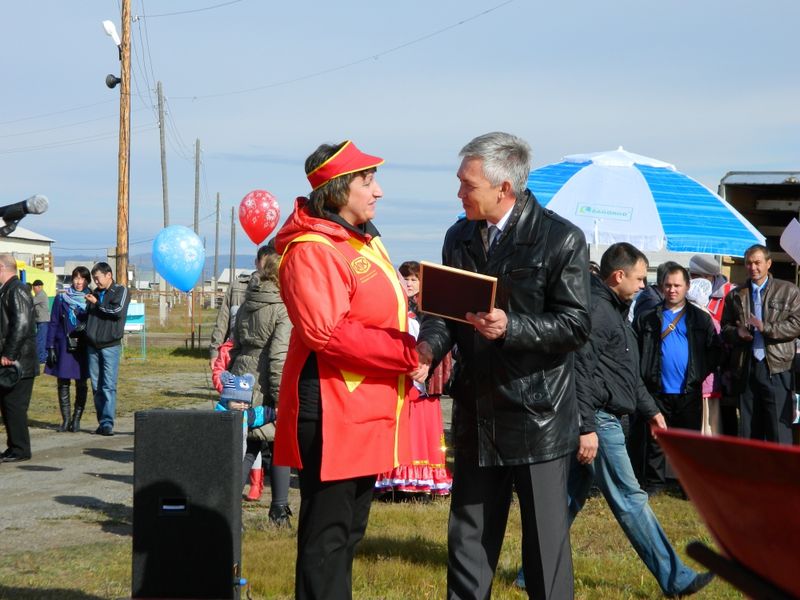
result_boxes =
[44,266,91,431]
[273,140,420,599]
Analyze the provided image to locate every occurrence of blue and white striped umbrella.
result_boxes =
[527,147,764,256]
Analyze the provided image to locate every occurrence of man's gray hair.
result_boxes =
[0,253,16,271]
[459,132,532,199]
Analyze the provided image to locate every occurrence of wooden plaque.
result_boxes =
[418,261,497,323]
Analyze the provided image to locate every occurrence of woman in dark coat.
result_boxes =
[45,266,90,431]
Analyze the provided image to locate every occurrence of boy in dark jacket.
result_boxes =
[85,262,130,436]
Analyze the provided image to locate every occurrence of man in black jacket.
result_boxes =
[0,253,38,462]
[570,243,712,597]
[632,263,721,492]
[417,132,591,600]
[85,262,130,436]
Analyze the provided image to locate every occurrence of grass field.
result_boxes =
[0,492,741,599]
[1,347,742,599]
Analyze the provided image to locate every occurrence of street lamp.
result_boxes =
[102,6,131,287]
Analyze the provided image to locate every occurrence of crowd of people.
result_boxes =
[3,130,799,600]
[0,260,130,463]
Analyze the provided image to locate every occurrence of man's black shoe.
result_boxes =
[99,425,114,436]
[1,454,31,463]
[671,572,715,597]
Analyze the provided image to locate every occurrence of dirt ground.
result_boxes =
[0,373,453,557]
[0,372,212,555]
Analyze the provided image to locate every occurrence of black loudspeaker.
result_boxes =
[132,410,243,599]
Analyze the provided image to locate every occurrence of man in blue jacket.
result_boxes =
[85,262,130,436]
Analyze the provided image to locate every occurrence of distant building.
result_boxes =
[212,268,252,293]
[0,222,54,271]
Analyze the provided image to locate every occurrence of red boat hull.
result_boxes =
[657,429,800,597]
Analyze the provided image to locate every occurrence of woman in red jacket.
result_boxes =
[274,140,420,599]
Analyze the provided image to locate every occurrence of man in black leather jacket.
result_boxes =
[417,132,590,600]
[0,253,38,462]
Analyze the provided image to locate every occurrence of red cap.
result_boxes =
[306,140,384,191]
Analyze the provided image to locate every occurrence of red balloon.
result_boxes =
[239,190,280,244]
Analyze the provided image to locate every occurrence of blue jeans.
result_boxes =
[87,344,122,429]
[569,410,696,595]
[35,323,48,363]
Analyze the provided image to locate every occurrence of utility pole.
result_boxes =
[229,206,236,287]
[194,139,200,234]
[157,81,169,227]
[190,138,200,347]
[213,192,220,300]
[115,0,131,286]
[157,80,169,325]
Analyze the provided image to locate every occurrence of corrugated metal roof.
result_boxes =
[720,171,800,186]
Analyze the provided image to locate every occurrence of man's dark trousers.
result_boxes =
[628,391,702,491]
[447,453,573,600]
[740,358,794,444]
[0,377,34,458]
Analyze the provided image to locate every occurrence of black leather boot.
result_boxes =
[57,379,71,432]
[69,380,88,433]
[268,503,293,528]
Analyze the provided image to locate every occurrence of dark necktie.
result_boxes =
[488,225,500,255]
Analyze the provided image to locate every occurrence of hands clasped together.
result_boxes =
[409,308,508,383]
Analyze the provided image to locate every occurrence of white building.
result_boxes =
[0,223,54,269]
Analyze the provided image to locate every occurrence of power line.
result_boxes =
[163,97,193,161]
[136,0,244,19]
[0,123,157,155]
[0,100,116,126]
[0,109,147,139]
[172,0,515,100]
[139,1,159,86]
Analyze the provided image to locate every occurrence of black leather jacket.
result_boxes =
[419,191,591,465]
[0,276,38,378]
[636,302,721,397]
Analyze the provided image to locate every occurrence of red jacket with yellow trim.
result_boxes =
[273,198,418,481]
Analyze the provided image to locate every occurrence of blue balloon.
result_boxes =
[152,226,205,293]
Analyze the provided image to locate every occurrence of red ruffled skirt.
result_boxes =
[375,394,452,496]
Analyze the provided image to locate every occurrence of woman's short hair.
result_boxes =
[305,142,376,218]
[71,266,91,281]
[399,261,420,278]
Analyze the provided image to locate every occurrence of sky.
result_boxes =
[2,0,799,274]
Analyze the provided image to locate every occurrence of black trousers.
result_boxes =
[0,376,34,458]
[629,392,701,489]
[740,359,794,444]
[295,419,376,600]
[447,453,573,600]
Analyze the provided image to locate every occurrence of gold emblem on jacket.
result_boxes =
[351,257,371,275]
